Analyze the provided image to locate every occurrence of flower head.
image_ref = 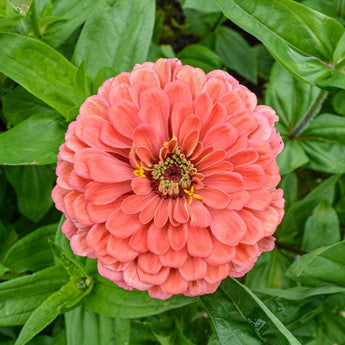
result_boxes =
[52,58,284,299]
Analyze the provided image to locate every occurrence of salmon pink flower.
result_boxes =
[52,58,284,299]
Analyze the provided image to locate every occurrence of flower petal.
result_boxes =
[161,269,188,294]
[107,236,138,262]
[108,100,140,138]
[187,227,212,257]
[179,256,207,281]
[160,247,188,268]
[85,181,131,205]
[168,224,187,251]
[198,187,230,209]
[203,172,244,193]
[147,223,170,254]
[106,208,142,238]
[210,209,246,246]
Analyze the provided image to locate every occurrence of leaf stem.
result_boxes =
[276,242,308,255]
[289,90,328,139]
[30,0,41,38]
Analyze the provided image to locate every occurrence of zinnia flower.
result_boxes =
[52,58,284,299]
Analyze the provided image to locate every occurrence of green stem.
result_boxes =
[276,242,308,255]
[30,0,40,38]
[289,90,328,140]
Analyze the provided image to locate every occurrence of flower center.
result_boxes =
[149,136,198,199]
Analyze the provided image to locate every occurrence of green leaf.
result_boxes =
[257,286,345,300]
[221,278,301,344]
[177,44,223,73]
[92,66,117,95]
[215,0,345,88]
[65,306,130,345]
[0,265,68,326]
[14,276,93,345]
[215,27,257,83]
[84,276,196,318]
[41,0,98,48]
[332,90,345,115]
[277,175,339,243]
[201,288,264,345]
[0,113,66,165]
[49,241,88,279]
[252,44,275,80]
[9,0,32,16]
[277,140,309,175]
[280,172,298,210]
[151,319,195,345]
[299,140,345,173]
[3,165,56,221]
[265,63,321,133]
[2,86,56,127]
[302,113,345,144]
[302,201,340,250]
[286,241,345,287]
[245,249,294,290]
[183,0,220,13]
[0,221,17,261]
[73,0,155,78]
[0,33,84,116]
[3,224,57,273]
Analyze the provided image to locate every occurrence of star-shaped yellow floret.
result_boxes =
[163,135,178,146]
[133,164,146,177]
[184,186,203,205]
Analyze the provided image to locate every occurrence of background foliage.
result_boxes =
[0,0,345,344]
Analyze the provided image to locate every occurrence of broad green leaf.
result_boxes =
[266,63,321,133]
[277,140,309,175]
[301,113,345,144]
[220,278,301,344]
[201,288,264,345]
[302,201,340,250]
[299,140,345,173]
[183,0,220,13]
[245,249,294,290]
[2,86,56,126]
[49,242,88,279]
[84,276,196,318]
[332,90,345,115]
[315,307,345,345]
[151,319,195,345]
[3,224,57,273]
[65,306,130,345]
[0,33,84,116]
[303,0,345,18]
[92,66,117,95]
[0,222,17,261]
[0,113,66,165]
[280,172,298,210]
[177,44,223,73]
[73,0,155,78]
[183,9,223,37]
[299,244,345,286]
[277,175,339,243]
[252,44,275,80]
[286,241,345,287]
[215,27,257,83]
[3,165,56,221]
[9,0,32,16]
[41,0,98,48]
[0,265,68,326]
[215,0,345,88]
[15,276,93,345]
[258,286,345,300]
